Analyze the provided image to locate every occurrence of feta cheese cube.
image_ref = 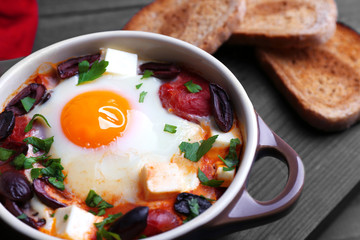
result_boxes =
[210,118,240,148]
[53,205,98,240]
[215,166,235,187]
[140,162,184,200]
[104,48,138,76]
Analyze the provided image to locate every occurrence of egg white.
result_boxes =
[32,74,204,204]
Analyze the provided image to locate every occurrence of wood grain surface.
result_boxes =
[1,0,360,239]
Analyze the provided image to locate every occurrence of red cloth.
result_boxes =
[0,0,38,60]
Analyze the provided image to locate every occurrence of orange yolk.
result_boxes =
[61,90,130,148]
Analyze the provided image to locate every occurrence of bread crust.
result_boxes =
[256,23,360,131]
[123,0,246,54]
[231,0,338,48]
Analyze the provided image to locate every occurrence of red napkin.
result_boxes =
[0,0,38,60]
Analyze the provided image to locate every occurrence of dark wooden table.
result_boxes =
[1,0,360,239]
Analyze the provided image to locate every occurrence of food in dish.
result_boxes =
[0,47,243,240]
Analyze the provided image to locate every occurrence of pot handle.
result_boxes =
[211,114,305,227]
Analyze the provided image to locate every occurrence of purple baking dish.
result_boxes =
[0,31,304,240]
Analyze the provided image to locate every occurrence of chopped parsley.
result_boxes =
[28,158,66,190]
[184,80,202,93]
[164,124,177,134]
[77,60,109,85]
[141,70,153,79]
[85,190,113,216]
[23,136,54,153]
[21,97,36,112]
[218,138,241,171]
[179,135,218,162]
[48,177,65,191]
[198,168,224,187]
[94,213,122,240]
[139,91,147,103]
[0,147,15,161]
[16,213,27,220]
[136,83,143,89]
[12,154,48,170]
[63,214,69,221]
[25,114,51,133]
[183,198,200,223]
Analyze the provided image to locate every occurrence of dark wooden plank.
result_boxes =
[2,0,360,240]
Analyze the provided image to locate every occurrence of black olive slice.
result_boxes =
[139,62,180,80]
[109,206,149,240]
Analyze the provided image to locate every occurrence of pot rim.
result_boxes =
[0,31,258,240]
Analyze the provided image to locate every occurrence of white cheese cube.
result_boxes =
[104,48,138,76]
[140,162,184,200]
[216,166,235,187]
[210,118,239,148]
[53,205,98,240]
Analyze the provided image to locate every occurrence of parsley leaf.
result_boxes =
[25,114,51,133]
[179,141,199,162]
[141,70,153,79]
[184,80,202,93]
[196,135,218,160]
[198,168,224,187]
[139,91,147,103]
[164,124,177,134]
[95,213,122,240]
[179,135,218,162]
[23,136,54,153]
[48,177,65,190]
[21,97,36,112]
[12,154,48,170]
[30,168,42,180]
[0,147,15,161]
[183,198,200,223]
[218,138,241,171]
[63,214,69,221]
[96,228,121,240]
[77,60,109,85]
[17,213,27,220]
[86,190,113,216]
[136,83,143,89]
[94,213,122,229]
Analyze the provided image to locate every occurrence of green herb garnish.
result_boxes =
[23,136,54,153]
[0,147,15,161]
[17,213,27,220]
[139,91,147,103]
[184,80,202,93]
[179,135,218,162]
[183,198,200,223]
[77,60,109,85]
[64,214,69,221]
[136,83,143,89]
[25,114,51,133]
[95,213,122,240]
[21,97,36,112]
[12,154,48,170]
[198,168,224,187]
[141,70,153,79]
[217,138,241,171]
[85,190,113,216]
[164,124,177,134]
[48,177,65,190]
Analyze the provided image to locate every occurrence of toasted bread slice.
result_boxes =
[123,0,246,54]
[230,0,337,48]
[257,23,360,131]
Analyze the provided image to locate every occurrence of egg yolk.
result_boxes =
[61,90,130,148]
